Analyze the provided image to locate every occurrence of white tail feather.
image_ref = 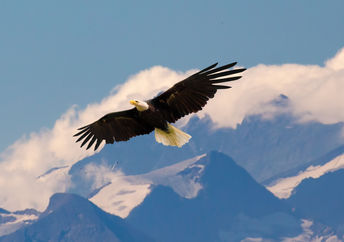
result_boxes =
[155,124,191,147]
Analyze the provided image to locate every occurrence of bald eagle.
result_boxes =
[74,62,246,151]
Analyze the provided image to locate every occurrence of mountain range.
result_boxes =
[1,151,343,241]
[1,112,344,241]
[0,193,153,242]
[70,112,344,187]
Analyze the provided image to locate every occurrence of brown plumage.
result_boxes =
[74,62,246,150]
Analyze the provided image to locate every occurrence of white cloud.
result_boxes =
[199,47,344,128]
[326,48,344,71]
[0,47,344,212]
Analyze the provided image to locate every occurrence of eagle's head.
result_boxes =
[129,99,149,111]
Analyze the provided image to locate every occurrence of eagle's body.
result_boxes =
[75,62,246,150]
[135,101,168,131]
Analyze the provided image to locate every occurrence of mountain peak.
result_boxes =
[1,193,154,242]
[43,193,87,214]
[127,151,300,242]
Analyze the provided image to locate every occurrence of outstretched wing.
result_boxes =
[149,62,246,123]
[74,108,154,151]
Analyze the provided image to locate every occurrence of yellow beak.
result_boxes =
[129,100,137,105]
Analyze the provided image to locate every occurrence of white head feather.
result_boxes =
[129,99,149,111]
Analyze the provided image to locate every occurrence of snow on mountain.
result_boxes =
[133,154,206,198]
[242,220,341,242]
[36,165,71,183]
[281,220,341,242]
[88,174,150,218]
[89,154,206,218]
[36,165,69,179]
[267,153,344,199]
[0,210,39,237]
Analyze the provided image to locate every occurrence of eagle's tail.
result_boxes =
[155,124,191,148]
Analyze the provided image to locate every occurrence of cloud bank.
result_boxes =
[200,47,344,128]
[0,47,344,212]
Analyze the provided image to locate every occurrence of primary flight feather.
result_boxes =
[74,62,246,150]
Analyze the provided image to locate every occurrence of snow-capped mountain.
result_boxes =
[89,154,206,217]
[263,146,344,240]
[266,146,344,199]
[127,151,302,242]
[286,169,344,240]
[0,193,154,242]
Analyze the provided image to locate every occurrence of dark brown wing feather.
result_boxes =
[74,108,154,151]
[149,62,246,123]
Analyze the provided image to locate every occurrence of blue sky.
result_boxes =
[1,0,344,151]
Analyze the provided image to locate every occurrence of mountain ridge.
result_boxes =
[127,151,301,242]
[0,193,154,242]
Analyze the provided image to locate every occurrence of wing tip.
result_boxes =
[77,125,89,130]
[94,139,102,151]
[196,62,218,75]
[213,85,232,89]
